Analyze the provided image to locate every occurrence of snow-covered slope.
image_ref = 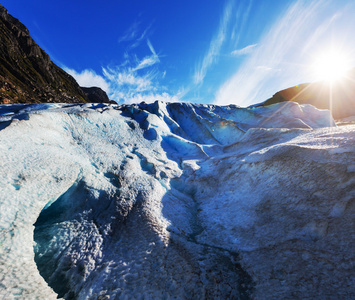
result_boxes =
[0,101,353,299]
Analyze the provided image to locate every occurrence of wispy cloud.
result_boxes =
[67,65,179,104]
[118,21,140,43]
[65,39,179,104]
[230,0,253,47]
[147,39,157,56]
[103,67,154,92]
[130,24,153,49]
[133,39,160,71]
[231,44,257,56]
[301,13,340,56]
[133,56,158,71]
[214,0,354,107]
[103,66,179,104]
[193,0,234,85]
[118,19,153,51]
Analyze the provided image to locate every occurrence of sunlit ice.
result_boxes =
[311,48,352,83]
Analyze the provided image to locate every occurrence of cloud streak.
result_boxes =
[118,21,140,43]
[119,20,153,50]
[230,0,253,47]
[231,44,257,56]
[193,0,234,85]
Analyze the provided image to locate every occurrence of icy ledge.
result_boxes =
[0,101,353,299]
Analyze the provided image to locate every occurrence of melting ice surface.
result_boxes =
[0,101,354,299]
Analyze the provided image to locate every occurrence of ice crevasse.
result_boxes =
[0,101,354,299]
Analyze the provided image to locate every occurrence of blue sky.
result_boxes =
[3,0,355,106]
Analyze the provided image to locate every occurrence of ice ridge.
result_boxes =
[0,101,353,299]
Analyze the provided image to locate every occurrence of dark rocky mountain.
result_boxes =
[260,69,355,119]
[81,86,114,104]
[0,4,110,104]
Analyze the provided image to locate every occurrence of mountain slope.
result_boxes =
[0,4,110,104]
[260,70,355,119]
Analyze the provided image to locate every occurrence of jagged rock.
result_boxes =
[0,4,88,104]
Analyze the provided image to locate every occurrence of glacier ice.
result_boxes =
[0,101,353,299]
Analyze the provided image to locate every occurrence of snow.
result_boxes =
[0,101,354,299]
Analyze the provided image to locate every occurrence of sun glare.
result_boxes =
[312,49,351,83]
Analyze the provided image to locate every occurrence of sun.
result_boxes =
[312,49,351,83]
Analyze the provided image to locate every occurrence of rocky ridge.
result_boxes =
[0,4,110,104]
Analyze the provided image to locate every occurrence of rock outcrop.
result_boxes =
[81,86,114,104]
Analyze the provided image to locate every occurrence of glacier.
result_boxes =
[0,101,354,299]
